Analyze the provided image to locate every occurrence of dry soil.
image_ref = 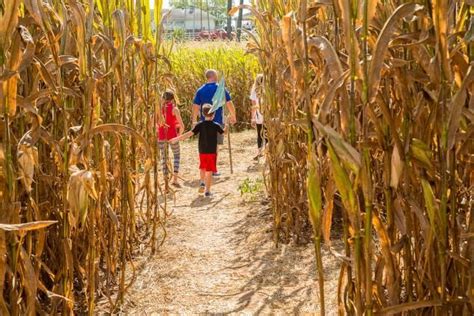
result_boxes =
[120,130,340,315]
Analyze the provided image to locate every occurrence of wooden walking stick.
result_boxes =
[227,122,234,174]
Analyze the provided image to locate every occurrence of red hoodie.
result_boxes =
[157,101,178,141]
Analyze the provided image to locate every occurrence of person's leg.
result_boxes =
[171,142,180,185]
[205,153,217,196]
[213,148,220,176]
[204,171,212,194]
[253,124,263,160]
[200,168,205,183]
[214,124,225,176]
[159,142,169,178]
[263,124,268,146]
[199,169,206,192]
[257,124,263,151]
[198,153,206,192]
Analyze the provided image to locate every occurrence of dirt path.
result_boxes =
[122,130,340,315]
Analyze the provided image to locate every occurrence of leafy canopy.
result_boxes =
[169,0,230,26]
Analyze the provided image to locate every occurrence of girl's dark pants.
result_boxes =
[256,124,267,149]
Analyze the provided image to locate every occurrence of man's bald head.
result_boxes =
[205,69,218,82]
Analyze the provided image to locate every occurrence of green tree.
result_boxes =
[169,0,192,8]
[169,0,229,27]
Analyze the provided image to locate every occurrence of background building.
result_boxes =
[162,7,217,32]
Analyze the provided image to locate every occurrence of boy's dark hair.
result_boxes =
[163,90,174,101]
[202,104,214,117]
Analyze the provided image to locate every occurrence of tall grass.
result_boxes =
[168,42,260,128]
[243,0,474,314]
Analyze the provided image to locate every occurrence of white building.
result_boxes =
[241,11,254,30]
[162,8,217,32]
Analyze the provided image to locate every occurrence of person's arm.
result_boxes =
[192,104,200,126]
[226,101,237,125]
[173,107,185,135]
[249,89,258,128]
[217,124,227,134]
[225,90,237,124]
[170,130,194,144]
[192,90,201,126]
[171,122,200,143]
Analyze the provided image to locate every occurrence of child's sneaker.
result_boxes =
[204,191,213,197]
[212,172,221,177]
[198,182,205,193]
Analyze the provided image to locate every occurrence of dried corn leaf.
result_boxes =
[0,221,57,232]
[369,3,424,102]
[390,145,403,189]
[0,231,8,315]
[67,168,98,228]
[17,145,38,193]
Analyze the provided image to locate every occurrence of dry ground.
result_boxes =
[120,130,340,315]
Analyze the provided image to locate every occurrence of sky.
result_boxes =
[151,0,170,9]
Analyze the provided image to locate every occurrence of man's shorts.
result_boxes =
[199,153,217,172]
[217,124,225,145]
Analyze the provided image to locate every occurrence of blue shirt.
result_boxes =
[193,82,232,125]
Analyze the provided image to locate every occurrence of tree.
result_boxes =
[169,0,192,8]
[236,0,243,41]
[226,0,232,36]
[169,0,229,27]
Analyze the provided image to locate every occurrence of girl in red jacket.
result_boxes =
[157,90,185,187]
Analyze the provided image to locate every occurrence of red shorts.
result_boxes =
[199,153,217,172]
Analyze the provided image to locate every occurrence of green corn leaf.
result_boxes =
[327,141,358,228]
[421,179,438,236]
[307,154,322,233]
[410,138,434,170]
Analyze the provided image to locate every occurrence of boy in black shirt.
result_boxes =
[171,104,225,196]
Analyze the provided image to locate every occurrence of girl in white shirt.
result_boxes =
[250,74,266,159]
